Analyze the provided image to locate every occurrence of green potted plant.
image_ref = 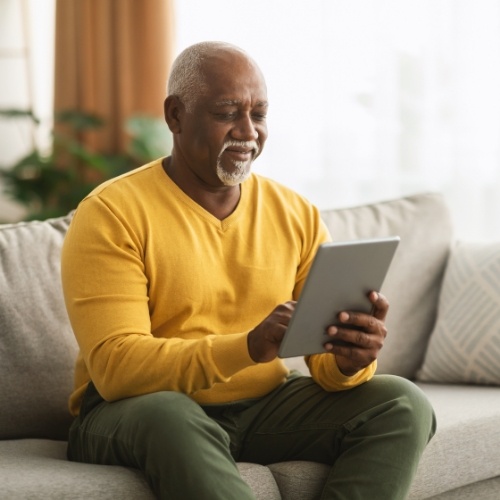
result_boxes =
[0,109,171,220]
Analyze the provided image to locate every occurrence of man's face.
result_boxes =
[176,52,268,187]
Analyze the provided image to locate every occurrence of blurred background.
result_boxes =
[1,0,500,242]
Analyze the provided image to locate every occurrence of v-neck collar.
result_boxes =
[156,160,250,232]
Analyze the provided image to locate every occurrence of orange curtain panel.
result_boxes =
[54,0,175,154]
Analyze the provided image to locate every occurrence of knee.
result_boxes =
[371,375,436,443]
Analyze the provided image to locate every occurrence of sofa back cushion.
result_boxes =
[0,214,78,440]
[320,192,452,378]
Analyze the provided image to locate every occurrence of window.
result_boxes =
[175,0,500,241]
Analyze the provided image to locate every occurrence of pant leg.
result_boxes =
[67,384,256,500]
[234,374,436,500]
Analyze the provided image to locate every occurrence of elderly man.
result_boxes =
[61,41,435,499]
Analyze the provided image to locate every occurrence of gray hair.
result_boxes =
[167,41,247,112]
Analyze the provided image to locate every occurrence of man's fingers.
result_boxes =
[370,291,389,320]
[275,301,296,325]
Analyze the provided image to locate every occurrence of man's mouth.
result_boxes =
[224,147,254,160]
[221,141,259,161]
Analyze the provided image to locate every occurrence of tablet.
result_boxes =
[278,236,400,358]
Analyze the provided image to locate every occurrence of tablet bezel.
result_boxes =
[278,236,400,358]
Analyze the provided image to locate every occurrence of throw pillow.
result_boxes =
[417,241,500,385]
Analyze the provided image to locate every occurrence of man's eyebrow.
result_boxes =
[214,99,240,107]
[214,99,269,107]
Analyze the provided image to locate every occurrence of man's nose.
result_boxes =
[233,114,259,141]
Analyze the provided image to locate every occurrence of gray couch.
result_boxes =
[1,192,500,499]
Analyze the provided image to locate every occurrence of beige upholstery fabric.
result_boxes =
[417,242,500,385]
[426,476,500,500]
[0,440,155,500]
[0,440,278,500]
[409,383,500,499]
[2,194,498,500]
[237,463,282,499]
[3,386,500,500]
[0,215,78,439]
[268,461,330,499]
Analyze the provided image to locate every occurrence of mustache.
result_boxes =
[220,140,260,156]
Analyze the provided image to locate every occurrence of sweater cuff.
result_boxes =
[211,332,256,379]
[306,353,377,391]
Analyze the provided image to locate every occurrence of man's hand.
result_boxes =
[247,301,296,363]
[324,291,389,376]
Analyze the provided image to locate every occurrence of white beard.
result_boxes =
[216,140,259,186]
[216,159,251,186]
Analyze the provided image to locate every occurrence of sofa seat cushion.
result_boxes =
[0,439,283,500]
[268,461,330,499]
[237,463,282,499]
[426,476,500,500]
[2,384,500,499]
[0,439,155,500]
[409,383,500,499]
[0,438,325,500]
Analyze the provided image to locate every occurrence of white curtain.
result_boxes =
[175,0,500,241]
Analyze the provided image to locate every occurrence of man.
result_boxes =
[61,41,435,499]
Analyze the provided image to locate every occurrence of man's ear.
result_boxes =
[164,96,184,134]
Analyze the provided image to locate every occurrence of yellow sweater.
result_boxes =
[62,159,376,416]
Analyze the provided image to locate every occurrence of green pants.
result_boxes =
[68,374,435,500]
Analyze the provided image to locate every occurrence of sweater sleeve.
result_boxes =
[306,354,377,391]
[61,196,256,403]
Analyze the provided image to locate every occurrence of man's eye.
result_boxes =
[216,112,236,120]
[253,114,267,122]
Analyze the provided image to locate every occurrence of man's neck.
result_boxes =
[162,157,241,220]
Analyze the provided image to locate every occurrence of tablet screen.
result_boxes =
[278,236,400,358]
